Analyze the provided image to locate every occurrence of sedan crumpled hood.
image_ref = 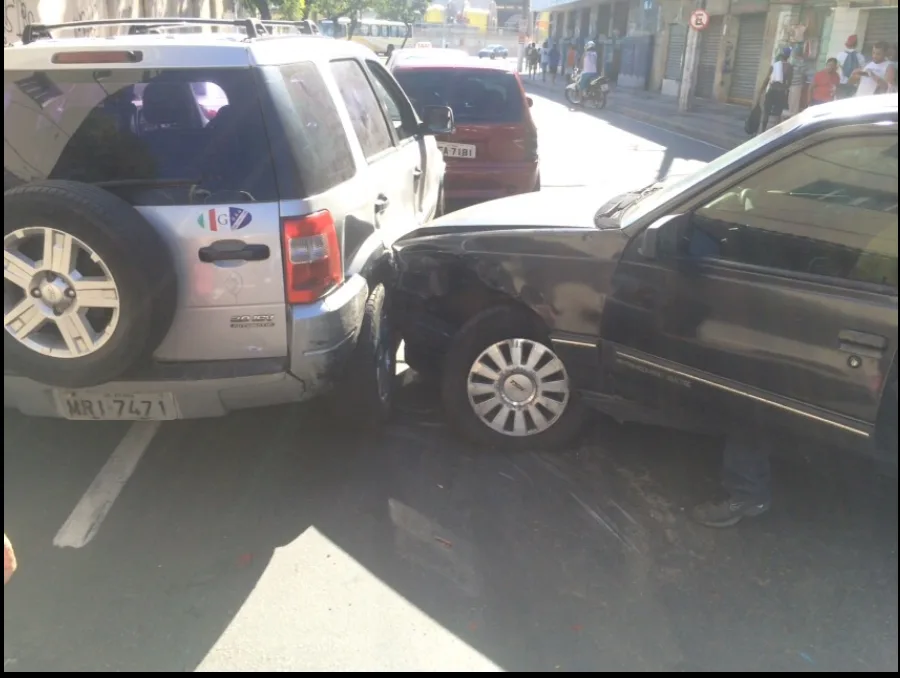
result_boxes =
[426,187,608,233]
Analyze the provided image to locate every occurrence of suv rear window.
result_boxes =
[4,68,278,205]
[393,68,524,125]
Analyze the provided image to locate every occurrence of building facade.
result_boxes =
[536,0,898,105]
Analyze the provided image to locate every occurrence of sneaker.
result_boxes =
[690,498,771,528]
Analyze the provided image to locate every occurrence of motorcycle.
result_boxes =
[565,68,610,109]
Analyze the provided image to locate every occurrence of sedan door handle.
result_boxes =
[413,167,423,179]
[199,242,270,263]
[838,329,888,357]
[375,194,390,214]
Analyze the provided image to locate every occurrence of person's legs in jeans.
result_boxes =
[771,87,787,126]
[579,71,593,93]
[692,428,773,528]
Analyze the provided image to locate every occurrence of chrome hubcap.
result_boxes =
[467,338,570,437]
[4,227,121,358]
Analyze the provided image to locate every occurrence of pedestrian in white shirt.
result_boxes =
[540,41,550,82]
[758,47,793,133]
[578,41,598,94]
[836,34,866,98]
[851,41,896,97]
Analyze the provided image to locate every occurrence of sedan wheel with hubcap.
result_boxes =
[467,338,569,437]
[441,305,585,451]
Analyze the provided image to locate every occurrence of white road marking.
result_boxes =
[52,421,160,549]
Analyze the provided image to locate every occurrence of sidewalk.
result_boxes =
[522,76,751,150]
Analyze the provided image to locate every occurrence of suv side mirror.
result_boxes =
[639,213,687,259]
[421,105,455,135]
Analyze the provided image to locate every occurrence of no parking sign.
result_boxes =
[690,9,710,31]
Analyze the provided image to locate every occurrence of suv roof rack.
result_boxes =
[20,16,318,45]
[261,19,320,35]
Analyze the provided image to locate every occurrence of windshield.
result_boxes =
[393,68,524,125]
[620,115,805,227]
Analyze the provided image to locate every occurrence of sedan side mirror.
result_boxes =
[421,105,455,135]
[526,96,534,108]
[639,213,687,259]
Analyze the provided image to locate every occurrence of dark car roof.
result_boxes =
[390,54,514,72]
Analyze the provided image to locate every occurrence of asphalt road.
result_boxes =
[4,92,898,673]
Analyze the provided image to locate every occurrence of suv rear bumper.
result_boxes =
[3,275,369,419]
[288,273,368,394]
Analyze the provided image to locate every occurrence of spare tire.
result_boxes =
[4,181,177,388]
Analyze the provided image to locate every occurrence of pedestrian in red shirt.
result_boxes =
[809,57,840,106]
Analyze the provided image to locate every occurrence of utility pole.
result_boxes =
[517,0,531,73]
[678,24,699,112]
[678,0,706,113]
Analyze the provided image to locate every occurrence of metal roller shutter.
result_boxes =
[665,24,686,81]
[730,13,766,103]
[863,8,898,59]
[695,16,724,98]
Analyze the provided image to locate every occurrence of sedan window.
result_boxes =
[621,115,804,227]
[687,134,898,288]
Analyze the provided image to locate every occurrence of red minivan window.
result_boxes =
[393,67,525,125]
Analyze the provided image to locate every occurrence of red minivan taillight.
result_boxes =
[281,211,342,304]
[522,126,538,161]
[511,126,538,162]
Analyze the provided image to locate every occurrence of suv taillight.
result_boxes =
[281,211,342,304]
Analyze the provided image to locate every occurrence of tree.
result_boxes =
[374,0,427,25]
[372,0,426,45]
[239,0,306,22]
[314,0,370,37]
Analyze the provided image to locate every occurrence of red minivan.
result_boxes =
[390,57,539,210]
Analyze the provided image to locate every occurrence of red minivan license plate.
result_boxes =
[438,142,477,159]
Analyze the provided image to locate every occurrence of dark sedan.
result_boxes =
[477,44,508,59]
[394,95,899,466]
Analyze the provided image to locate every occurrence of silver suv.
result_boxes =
[3,17,450,426]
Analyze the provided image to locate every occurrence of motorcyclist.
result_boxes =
[579,41,598,94]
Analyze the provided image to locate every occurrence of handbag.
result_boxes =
[745,103,761,135]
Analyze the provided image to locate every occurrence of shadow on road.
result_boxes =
[523,83,722,185]
[3,368,898,672]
